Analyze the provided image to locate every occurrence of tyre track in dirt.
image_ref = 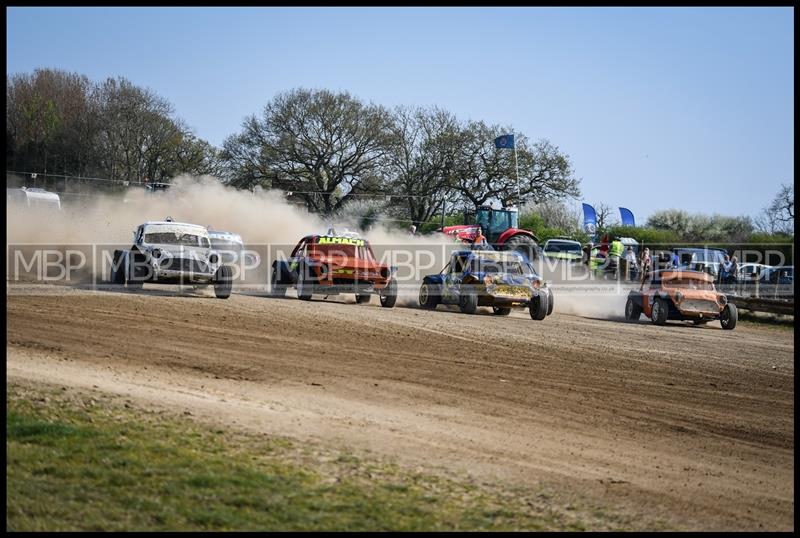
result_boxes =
[6,284,794,530]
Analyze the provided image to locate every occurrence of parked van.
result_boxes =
[6,187,62,210]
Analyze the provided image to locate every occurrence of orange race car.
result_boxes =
[269,231,397,307]
[625,269,737,330]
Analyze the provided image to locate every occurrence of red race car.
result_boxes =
[269,232,397,307]
[625,269,737,329]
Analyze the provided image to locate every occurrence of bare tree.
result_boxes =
[594,202,617,231]
[756,184,794,235]
[94,77,185,183]
[523,199,583,232]
[382,106,460,225]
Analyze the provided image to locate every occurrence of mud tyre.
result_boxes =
[111,250,125,285]
[720,303,737,330]
[214,265,233,299]
[269,266,287,298]
[296,263,312,301]
[530,291,548,320]
[650,297,669,325]
[124,251,144,290]
[379,278,398,308]
[459,289,478,315]
[418,282,440,310]
[625,297,642,321]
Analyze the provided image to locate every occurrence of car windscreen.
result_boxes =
[310,243,359,258]
[210,239,243,250]
[145,231,209,247]
[545,241,581,254]
[473,258,525,275]
[663,278,714,291]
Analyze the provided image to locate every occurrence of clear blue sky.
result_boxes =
[6,7,794,222]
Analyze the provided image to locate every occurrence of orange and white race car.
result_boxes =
[625,269,737,329]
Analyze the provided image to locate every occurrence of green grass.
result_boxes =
[7,382,639,531]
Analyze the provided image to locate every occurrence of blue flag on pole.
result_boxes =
[494,134,515,149]
[619,207,635,227]
[582,203,597,234]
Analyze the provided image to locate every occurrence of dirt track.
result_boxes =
[6,284,794,530]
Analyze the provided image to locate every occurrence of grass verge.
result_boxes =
[7,381,643,531]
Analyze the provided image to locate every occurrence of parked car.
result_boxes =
[682,260,721,280]
[542,238,583,262]
[760,265,794,285]
[418,248,553,320]
[110,217,232,298]
[673,247,728,270]
[7,187,61,211]
[737,263,770,283]
[625,269,737,330]
[270,230,397,307]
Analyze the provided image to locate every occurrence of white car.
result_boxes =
[110,218,232,298]
[207,229,260,267]
[737,263,770,282]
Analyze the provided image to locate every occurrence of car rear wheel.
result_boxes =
[418,282,440,310]
[296,263,312,301]
[110,250,125,285]
[214,265,233,299]
[720,303,737,330]
[492,306,511,316]
[356,293,371,304]
[269,266,287,298]
[379,278,398,308]
[650,298,668,325]
[124,252,143,290]
[546,288,554,316]
[459,290,477,314]
[625,297,642,321]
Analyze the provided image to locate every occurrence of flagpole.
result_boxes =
[513,132,520,206]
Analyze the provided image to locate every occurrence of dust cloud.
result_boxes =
[7,175,633,316]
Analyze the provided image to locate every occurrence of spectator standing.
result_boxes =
[720,255,733,286]
[671,251,681,269]
[641,248,652,280]
[625,246,638,281]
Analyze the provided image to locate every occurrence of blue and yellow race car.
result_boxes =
[418,249,553,320]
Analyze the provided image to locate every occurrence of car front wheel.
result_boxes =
[720,303,737,330]
[214,265,233,299]
[418,282,440,310]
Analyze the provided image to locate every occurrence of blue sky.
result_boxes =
[6,7,794,222]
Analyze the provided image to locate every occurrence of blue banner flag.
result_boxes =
[582,203,597,234]
[494,134,515,149]
[619,207,635,227]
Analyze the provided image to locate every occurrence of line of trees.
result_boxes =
[219,88,581,220]
[7,69,581,223]
[6,68,221,183]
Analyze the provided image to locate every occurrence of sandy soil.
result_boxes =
[6,283,794,530]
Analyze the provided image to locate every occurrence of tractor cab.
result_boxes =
[471,206,519,243]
